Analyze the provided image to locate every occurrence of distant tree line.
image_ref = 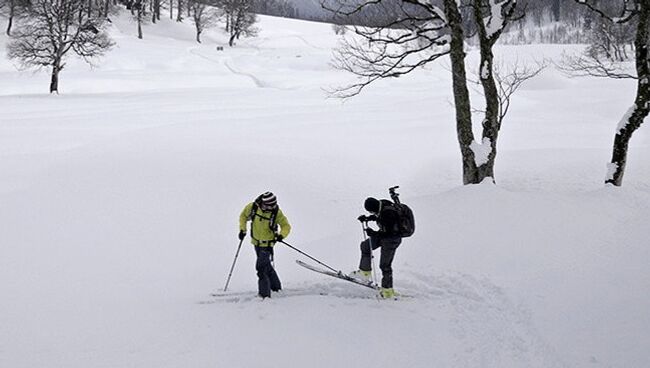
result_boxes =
[250,0,297,19]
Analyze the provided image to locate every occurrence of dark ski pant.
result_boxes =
[359,236,401,289]
[255,246,281,298]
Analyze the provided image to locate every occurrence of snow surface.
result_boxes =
[470,137,492,166]
[1,13,650,368]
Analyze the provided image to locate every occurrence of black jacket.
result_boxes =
[373,200,401,238]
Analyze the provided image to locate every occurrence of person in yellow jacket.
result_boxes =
[239,192,291,298]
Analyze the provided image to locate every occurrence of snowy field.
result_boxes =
[1,14,649,368]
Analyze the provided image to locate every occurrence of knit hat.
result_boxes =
[258,191,278,209]
[364,197,380,213]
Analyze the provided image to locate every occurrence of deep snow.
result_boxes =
[1,13,649,368]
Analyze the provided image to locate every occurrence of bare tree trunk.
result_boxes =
[138,14,143,39]
[474,15,500,183]
[169,0,173,19]
[176,0,182,21]
[443,0,478,185]
[196,29,201,43]
[6,0,15,36]
[6,15,13,36]
[152,0,160,22]
[229,33,236,46]
[607,1,650,186]
[50,61,61,94]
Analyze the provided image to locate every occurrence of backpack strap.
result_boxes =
[249,201,259,220]
[249,201,259,239]
[249,200,280,234]
[269,206,279,232]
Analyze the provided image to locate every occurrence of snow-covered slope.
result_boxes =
[1,13,649,368]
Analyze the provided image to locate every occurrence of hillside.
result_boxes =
[1,12,649,368]
[285,0,328,19]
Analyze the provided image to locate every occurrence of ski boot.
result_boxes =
[380,288,395,299]
[349,269,372,282]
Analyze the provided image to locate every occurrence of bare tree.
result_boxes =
[102,0,115,18]
[151,0,161,22]
[176,0,182,21]
[217,0,257,47]
[569,0,647,186]
[189,0,218,43]
[132,0,149,38]
[7,0,114,93]
[1,0,30,35]
[328,0,523,185]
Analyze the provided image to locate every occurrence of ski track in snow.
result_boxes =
[189,47,294,91]
[199,271,562,367]
[222,59,277,90]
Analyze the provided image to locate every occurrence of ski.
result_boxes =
[203,289,329,304]
[209,288,328,298]
[295,259,379,290]
[210,290,257,298]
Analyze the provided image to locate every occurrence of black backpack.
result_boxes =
[385,186,415,238]
[385,201,415,238]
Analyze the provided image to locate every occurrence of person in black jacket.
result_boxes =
[353,197,402,298]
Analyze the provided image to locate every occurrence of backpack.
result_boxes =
[383,201,415,238]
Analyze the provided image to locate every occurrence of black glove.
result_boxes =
[275,234,284,242]
[365,228,377,237]
[238,230,246,240]
[358,214,377,222]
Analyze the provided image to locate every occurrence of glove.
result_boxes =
[238,230,246,240]
[365,228,377,237]
[358,214,377,222]
[275,234,284,242]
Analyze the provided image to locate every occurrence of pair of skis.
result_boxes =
[295,259,379,290]
[208,260,410,301]
[296,260,412,299]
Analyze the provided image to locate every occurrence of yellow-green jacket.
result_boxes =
[239,202,291,247]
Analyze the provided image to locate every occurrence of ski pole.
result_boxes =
[279,240,338,273]
[223,238,244,292]
[361,222,378,286]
